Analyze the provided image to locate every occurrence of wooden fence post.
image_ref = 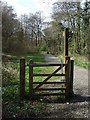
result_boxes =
[29,59,33,99]
[20,58,25,100]
[65,56,70,99]
[69,59,74,96]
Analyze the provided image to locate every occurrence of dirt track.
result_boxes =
[42,52,88,96]
[41,52,89,118]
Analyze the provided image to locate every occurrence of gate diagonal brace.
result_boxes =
[34,66,63,90]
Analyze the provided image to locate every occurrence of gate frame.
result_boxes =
[29,61,67,99]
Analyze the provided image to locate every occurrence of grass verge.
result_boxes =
[2,53,47,118]
[2,53,60,118]
[58,53,90,69]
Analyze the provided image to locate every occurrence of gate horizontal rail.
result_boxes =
[33,81,66,84]
[34,88,66,91]
[29,63,66,67]
[33,93,65,96]
[33,73,65,76]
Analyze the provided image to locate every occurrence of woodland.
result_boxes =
[1,1,90,55]
[1,0,90,118]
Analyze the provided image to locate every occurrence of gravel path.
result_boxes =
[42,52,89,97]
[41,52,89,118]
[43,52,61,63]
[74,65,88,96]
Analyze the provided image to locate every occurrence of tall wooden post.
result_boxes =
[29,59,33,99]
[64,28,69,63]
[20,58,25,100]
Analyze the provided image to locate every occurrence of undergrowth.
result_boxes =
[2,53,48,118]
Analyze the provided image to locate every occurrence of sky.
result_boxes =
[3,0,58,20]
[3,0,87,21]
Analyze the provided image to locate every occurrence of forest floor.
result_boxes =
[34,52,89,119]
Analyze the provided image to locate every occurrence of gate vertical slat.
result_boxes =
[29,59,33,99]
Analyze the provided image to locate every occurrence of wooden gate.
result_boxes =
[29,60,66,98]
[20,56,74,100]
